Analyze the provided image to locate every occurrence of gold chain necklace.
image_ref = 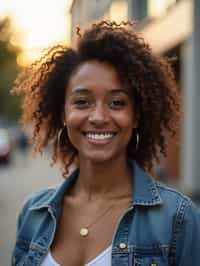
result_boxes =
[79,204,115,237]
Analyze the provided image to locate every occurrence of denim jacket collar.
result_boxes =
[30,160,163,215]
[132,162,163,206]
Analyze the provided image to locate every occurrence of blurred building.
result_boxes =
[128,0,200,201]
[67,0,128,43]
[67,0,200,200]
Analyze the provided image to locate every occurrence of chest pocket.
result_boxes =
[133,249,168,266]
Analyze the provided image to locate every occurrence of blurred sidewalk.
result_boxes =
[0,148,61,266]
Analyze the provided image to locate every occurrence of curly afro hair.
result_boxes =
[12,21,180,175]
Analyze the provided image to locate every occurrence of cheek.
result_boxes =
[116,112,135,130]
[65,108,80,125]
[65,110,87,134]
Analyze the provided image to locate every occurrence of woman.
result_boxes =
[11,21,200,266]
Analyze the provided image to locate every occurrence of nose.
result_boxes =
[88,104,109,125]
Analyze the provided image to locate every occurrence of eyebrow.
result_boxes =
[110,89,129,95]
[71,88,130,95]
[71,88,90,94]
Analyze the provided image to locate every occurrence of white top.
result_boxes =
[41,245,112,266]
[41,251,60,266]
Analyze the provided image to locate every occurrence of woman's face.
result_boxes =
[64,61,137,163]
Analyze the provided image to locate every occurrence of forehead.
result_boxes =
[67,61,126,93]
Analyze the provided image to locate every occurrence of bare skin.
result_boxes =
[51,61,136,265]
[51,158,132,266]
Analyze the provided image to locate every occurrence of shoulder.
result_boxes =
[17,184,61,230]
[153,183,200,263]
[21,186,59,211]
[155,180,200,224]
[155,180,191,203]
[17,169,79,229]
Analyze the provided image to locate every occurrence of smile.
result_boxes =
[83,132,116,141]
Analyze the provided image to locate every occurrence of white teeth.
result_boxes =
[86,133,114,140]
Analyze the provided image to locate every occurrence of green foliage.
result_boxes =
[0,17,21,123]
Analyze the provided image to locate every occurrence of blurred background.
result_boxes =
[0,0,199,265]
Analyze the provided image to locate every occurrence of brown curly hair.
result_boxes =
[11,21,180,175]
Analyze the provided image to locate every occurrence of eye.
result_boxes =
[73,99,91,109]
[110,99,126,109]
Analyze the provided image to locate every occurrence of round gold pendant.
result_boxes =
[80,227,89,237]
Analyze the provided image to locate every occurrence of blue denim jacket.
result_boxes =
[12,161,200,265]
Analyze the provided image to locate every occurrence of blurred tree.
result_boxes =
[0,17,21,123]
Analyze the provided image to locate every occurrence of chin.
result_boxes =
[81,151,120,164]
[87,156,110,164]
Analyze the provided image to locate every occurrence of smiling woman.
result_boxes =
[11,21,200,266]
[65,61,136,164]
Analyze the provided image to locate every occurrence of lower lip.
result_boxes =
[84,134,116,145]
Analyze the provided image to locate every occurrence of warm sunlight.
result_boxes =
[148,0,176,18]
[0,0,70,66]
[109,0,128,22]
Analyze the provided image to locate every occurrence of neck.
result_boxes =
[72,156,133,201]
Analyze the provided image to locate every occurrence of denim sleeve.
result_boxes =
[11,198,31,265]
[175,199,200,265]
[16,196,32,234]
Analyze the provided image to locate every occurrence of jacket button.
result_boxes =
[119,242,127,249]
[150,259,157,266]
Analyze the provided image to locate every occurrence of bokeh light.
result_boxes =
[0,0,70,65]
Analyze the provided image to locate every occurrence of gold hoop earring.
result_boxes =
[57,123,66,148]
[134,129,139,152]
